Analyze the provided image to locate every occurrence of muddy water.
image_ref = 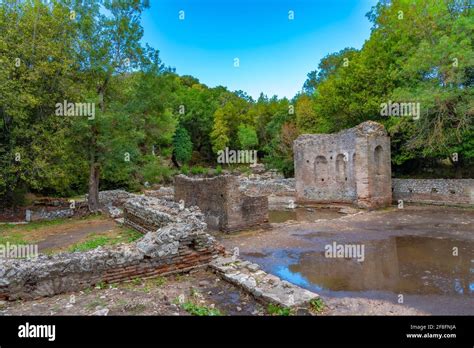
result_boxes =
[242,235,474,298]
[269,208,344,223]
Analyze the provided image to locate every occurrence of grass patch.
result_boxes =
[131,277,142,286]
[309,298,325,314]
[145,276,166,288]
[69,227,142,252]
[181,302,222,316]
[0,215,103,234]
[0,214,109,249]
[267,303,291,316]
[0,232,29,245]
[95,281,107,290]
[70,236,110,252]
[190,166,207,175]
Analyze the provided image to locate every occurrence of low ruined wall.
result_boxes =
[144,187,174,201]
[239,178,295,197]
[175,175,269,232]
[99,189,134,208]
[0,197,220,300]
[27,201,89,222]
[392,179,474,207]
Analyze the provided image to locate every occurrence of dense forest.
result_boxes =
[0,0,473,208]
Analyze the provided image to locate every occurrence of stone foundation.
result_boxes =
[174,175,269,232]
[210,256,319,312]
[0,197,220,300]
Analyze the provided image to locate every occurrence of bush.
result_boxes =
[190,166,207,175]
[237,124,258,149]
[180,164,190,175]
[142,156,175,184]
[173,126,193,165]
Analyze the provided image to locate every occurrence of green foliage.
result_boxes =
[141,155,175,185]
[173,126,193,165]
[309,298,325,313]
[1,0,472,208]
[190,166,207,175]
[69,228,141,252]
[0,232,28,246]
[267,304,291,316]
[215,165,223,175]
[151,276,166,287]
[180,164,190,175]
[181,302,222,316]
[237,124,258,149]
[296,0,473,176]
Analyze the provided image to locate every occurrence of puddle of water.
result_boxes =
[242,235,474,298]
[269,208,343,223]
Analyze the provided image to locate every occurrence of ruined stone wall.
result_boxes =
[27,201,89,222]
[239,178,296,197]
[0,197,220,300]
[144,186,174,201]
[294,121,392,209]
[354,126,392,209]
[392,179,474,207]
[294,131,358,204]
[174,175,269,232]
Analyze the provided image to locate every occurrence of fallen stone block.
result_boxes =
[209,257,319,311]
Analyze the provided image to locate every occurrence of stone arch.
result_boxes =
[374,145,383,175]
[335,154,347,181]
[314,155,328,182]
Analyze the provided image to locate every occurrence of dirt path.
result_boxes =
[0,216,125,253]
[36,219,118,252]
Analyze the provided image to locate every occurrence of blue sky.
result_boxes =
[141,0,378,99]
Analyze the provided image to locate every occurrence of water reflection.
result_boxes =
[269,208,343,223]
[243,236,474,297]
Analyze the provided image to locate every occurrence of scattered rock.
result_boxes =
[92,308,109,316]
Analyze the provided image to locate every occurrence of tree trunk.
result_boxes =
[454,162,462,179]
[87,81,107,212]
[88,162,100,212]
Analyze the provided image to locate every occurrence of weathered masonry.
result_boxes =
[392,179,474,207]
[293,121,392,209]
[0,197,220,300]
[174,175,269,232]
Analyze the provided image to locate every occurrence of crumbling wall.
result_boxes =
[239,178,296,197]
[0,197,220,300]
[293,121,392,209]
[392,179,474,207]
[174,175,269,232]
[144,186,174,201]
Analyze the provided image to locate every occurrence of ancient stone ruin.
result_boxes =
[0,197,220,300]
[293,121,392,209]
[174,175,269,232]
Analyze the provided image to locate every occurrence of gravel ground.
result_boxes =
[0,269,264,316]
